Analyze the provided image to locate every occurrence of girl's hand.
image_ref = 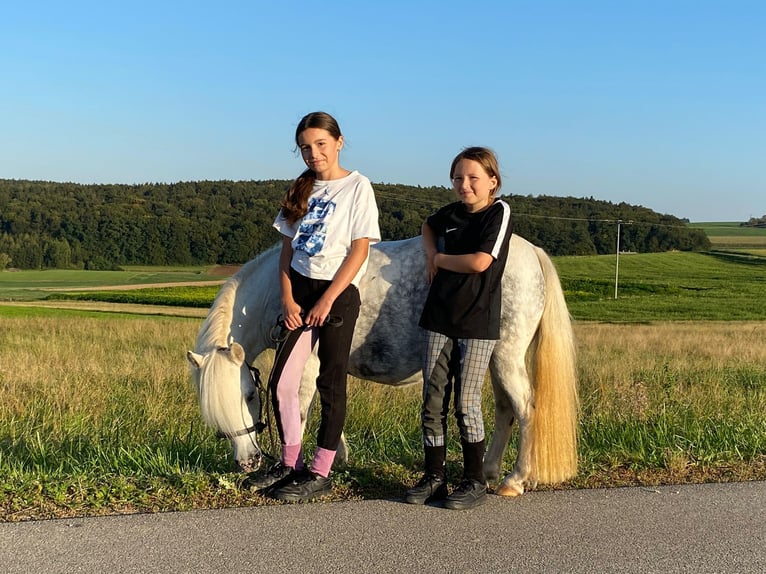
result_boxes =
[426,252,439,283]
[305,295,333,327]
[421,222,439,284]
[282,299,304,331]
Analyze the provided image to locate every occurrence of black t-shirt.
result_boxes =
[418,200,513,339]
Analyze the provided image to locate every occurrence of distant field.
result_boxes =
[0,267,226,301]
[2,249,765,323]
[551,250,766,321]
[690,222,766,237]
[690,221,766,250]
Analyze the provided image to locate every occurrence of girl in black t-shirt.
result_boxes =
[406,147,512,510]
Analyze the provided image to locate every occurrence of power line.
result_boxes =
[375,190,699,230]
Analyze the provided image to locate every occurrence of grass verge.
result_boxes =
[1,313,763,522]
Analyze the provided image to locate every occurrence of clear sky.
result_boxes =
[1,0,763,222]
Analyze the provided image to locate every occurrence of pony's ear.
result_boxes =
[228,342,246,366]
[187,351,204,369]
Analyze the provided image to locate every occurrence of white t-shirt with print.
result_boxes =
[273,170,381,287]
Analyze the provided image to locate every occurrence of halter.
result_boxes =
[214,352,267,441]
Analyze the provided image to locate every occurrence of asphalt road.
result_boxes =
[1,481,764,574]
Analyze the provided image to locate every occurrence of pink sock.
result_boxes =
[310,447,336,478]
[282,443,305,470]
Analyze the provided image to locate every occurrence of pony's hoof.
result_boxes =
[496,482,524,497]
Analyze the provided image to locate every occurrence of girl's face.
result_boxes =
[297,127,344,180]
[451,158,498,213]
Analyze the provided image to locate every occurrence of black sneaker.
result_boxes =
[404,473,448,505]
[444,479,487,510]
[270,469,333,502]
[244,461,295,492]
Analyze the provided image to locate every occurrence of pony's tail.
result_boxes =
[530,246,579,484]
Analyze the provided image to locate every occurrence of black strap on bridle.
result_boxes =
[214,360,268,441]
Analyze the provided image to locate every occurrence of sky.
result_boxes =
[1,1,763,222]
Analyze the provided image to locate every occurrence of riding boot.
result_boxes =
[444,439,487,510]
[461,438,486,483]
[424,445,446,479]
[405,445,447,505]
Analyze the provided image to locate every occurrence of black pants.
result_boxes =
[271,269,361,451]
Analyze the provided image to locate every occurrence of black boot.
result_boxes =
[405,445,447,505]
[244,461,296,492]
[269,468,333,502]
[445,440,487,510]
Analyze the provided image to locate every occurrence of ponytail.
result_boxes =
[281,169,316,224]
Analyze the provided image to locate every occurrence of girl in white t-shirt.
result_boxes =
[248,111,380,502]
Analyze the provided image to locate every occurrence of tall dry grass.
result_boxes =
[576,321,766,419]
[0,315,200,429]
[0,312,764,520]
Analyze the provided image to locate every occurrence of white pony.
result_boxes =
[187,234,578,496]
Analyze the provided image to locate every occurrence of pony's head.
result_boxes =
[187,342,264,472]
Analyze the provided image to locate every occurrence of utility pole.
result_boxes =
[614,220,621,299]
[614,220,632,299]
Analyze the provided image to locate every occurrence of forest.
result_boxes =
[0,178,710,270]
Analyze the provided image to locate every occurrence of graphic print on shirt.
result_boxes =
[295,195,336,256]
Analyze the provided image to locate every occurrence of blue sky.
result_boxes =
[1,0,763,222]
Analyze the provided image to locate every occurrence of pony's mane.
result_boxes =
[195,244,280,353]
[195,276,238,352]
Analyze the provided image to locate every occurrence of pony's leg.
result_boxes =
[484,364,514,483]
[297,352,349,465]
[335,432,349,465]
[487,349,535,497]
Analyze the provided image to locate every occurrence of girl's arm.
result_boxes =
[423,220,492,276]
[434,251,494,274]
[304,237,370,327]
[421,222,439,282]
[278,236,304,331]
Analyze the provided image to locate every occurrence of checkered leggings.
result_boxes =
[420,330,496,447]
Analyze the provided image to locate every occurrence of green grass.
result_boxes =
[690,222,766,237]
[46,286,221,308]
[689,222,766,251]
[1,317,763,520]
[555,251,766,321]
[0,267,224,301]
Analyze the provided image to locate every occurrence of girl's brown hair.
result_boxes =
[449,146,502,197]
[280,111,343,223]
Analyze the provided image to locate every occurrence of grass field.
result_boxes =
[556,250,766,321]
[690,221,766,250]
[690,222,766,237]
[0,266,225,302]
[1,248,765,522]
[5,249,766,322]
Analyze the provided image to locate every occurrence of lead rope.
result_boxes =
[259,316,290,464]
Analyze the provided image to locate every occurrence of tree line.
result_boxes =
[0,178,710,270]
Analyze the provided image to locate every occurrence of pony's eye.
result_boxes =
[245,391,256,403]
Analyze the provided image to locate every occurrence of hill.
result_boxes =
[0,179,709,269]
